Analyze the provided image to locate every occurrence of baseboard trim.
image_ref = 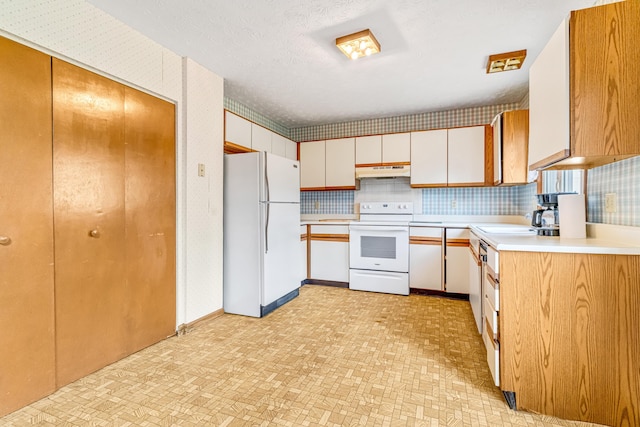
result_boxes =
[176,308,225,336]
[304,279,349,288]
[410,288,469,301]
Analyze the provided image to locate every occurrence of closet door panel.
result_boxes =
[124,87,176,353]
[52,58,128,387]
[0,36,55,417]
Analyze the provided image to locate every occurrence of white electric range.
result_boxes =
[349,202,413,295]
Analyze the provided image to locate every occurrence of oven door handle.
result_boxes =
[349,226,407,233]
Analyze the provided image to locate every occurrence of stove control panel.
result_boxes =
[359,202,413,214]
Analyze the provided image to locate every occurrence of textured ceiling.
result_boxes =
[85,0,595,128]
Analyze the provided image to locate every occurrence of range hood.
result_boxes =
[355,165,411,179]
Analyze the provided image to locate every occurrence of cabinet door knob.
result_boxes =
[89,229,100,238]
[0,236,12,246]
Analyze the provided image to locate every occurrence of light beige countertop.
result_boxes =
[471,222,640,255]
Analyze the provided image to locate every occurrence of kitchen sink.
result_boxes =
[477,225,536,235]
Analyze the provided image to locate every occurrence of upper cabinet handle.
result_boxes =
[89,229,100,238]
[0,236,12,246]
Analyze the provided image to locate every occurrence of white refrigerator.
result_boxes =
[223,151,301,317]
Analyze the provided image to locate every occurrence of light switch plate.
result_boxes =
[198,163,205,177]
[605,193,617,213]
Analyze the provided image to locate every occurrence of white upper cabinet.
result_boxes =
[325,138,355,188]
[284,139,298,161]
[528,18,570,169]
[225,111,252,149]
[271,133,287,157]
[272,132,298,160]
[410,129,448,186]
[251,123,272,153]
[299,141,325,189]
[355,135,382,165]
[382,133,410,163]
[447,126,486,186]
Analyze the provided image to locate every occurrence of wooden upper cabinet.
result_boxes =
[382,133,410,163]
[325,138,355,189]
[355,135,382,165]
[447,126,487,186]
[410,129,448,187]
[251,123,271,153]
[224,111,252,150]
[570,0,639,164]
[494,110,530,185]
[529,1,640,170]
[284,138,298,161]
[299,140,326,189]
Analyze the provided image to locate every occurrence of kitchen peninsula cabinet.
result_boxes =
[529,0,640,170]
[499,251,640,426]
[309,225,349,283]
[411,125,490,187]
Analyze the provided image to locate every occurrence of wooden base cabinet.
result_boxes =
[500,251,640,426]
[0,36,56,418]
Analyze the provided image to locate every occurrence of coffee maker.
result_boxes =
[531,193,572,236]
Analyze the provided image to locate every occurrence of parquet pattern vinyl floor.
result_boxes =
[2,285,600,426]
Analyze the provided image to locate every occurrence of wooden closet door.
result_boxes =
[124,87,176,353]
[0,37,55,417]
[52,58,128,387]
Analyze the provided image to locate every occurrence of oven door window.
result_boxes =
[361,236,396,259]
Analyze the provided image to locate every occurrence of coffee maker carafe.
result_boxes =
[531,193,572,236]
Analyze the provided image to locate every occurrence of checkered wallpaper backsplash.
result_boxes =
[301,191,354,215]
[588,156,640,227]
[422,184,536,216]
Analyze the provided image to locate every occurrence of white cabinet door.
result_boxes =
[409,227,443,290]
[285,139,298,161]
[528,18,570,169]
[225,111,252,148]
[309,225,349,282]
[325,137,355,188]
[251,123,272,153]
[299,141,325,189]
[355,135,382,165]
[382,133,410,163]
[410,129,448,186]
[271,132,287,157]
[447,126,486,185]
[445,228,470,294]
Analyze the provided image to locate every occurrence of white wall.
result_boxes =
[0,0,224,326]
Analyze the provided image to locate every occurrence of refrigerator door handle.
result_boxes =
[264,152,270,203]
[265,202,270,253]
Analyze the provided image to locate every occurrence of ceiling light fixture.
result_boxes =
[336,29,380,60]
[486,49,527,73]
